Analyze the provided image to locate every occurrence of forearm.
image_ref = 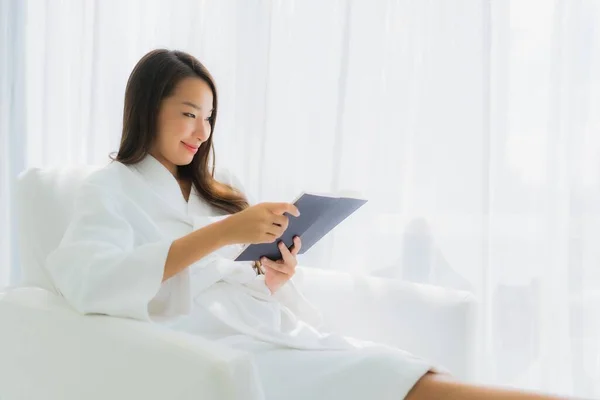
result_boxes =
[163,219,234,281]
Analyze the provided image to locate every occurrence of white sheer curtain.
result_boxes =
[1,0,599,397]
[0,0,26,288]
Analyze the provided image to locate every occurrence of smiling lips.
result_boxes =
[182,142,199,153]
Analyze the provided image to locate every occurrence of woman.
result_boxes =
[45,49,565,400]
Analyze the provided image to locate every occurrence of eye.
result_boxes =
[183,112,196,119]
[204,115,213,122]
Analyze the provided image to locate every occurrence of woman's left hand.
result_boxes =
[260,236,301,294]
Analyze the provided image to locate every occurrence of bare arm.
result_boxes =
[162,202,300,282]
[162,219,232,281]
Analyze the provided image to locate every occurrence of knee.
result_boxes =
[404,371,456,400]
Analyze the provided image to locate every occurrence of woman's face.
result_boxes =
[150,77,214,177]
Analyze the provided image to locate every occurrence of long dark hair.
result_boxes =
[114,49,248,214]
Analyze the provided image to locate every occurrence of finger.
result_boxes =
[263,232,278,243]
[277,240,291,257]
[271,214,289,230]
[260,257,288,274]
[263,264,290,280]
[276,241,296,266]
[261,257,293,275]
[290,236,301,256]
[264,223,285,239]
[268,202,300,217]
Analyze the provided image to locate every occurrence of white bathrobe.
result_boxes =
[45,155,436,400]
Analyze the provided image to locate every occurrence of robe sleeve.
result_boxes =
[45,180,170,321]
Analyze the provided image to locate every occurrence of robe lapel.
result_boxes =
[187,183,216,217]
[127,155,192,225]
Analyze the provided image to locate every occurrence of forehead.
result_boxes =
[170,77,213,106]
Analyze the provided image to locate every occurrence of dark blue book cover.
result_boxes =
[234,192,368,262]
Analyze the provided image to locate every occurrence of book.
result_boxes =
[233,191,368,262]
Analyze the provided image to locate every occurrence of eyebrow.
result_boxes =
[181,101,213,112]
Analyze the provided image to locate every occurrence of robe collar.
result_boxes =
[129,154,189,215]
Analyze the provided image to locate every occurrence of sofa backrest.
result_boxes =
[16,166,99,291]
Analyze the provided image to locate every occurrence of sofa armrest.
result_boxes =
[0,287,263,400]
[293,266,478,379]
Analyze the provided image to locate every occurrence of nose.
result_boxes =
[194,120,211,143]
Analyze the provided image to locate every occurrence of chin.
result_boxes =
[175,158,194,167]
[174,153,196,167]
[170,144,200,166]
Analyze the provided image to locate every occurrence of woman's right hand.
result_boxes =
[219,202,300,245]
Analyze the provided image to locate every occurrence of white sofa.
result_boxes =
[0,167,477,400]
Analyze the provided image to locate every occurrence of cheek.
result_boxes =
[174,118,195,136]
[160,117,194,142]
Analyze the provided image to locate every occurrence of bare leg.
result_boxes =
[405,372,571,400]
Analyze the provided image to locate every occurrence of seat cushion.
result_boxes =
[0,286,262,400]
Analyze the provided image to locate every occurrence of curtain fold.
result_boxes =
[0,0,26,286]
[1,0,598,397]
